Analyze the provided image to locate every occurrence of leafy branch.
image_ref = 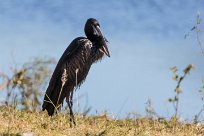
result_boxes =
[0,57,55,110]
[169,64,194,119]
[185,12,203,56]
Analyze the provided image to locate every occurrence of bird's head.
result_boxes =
[84,18,110,57]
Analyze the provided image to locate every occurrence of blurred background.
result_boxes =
[0,0,204,120]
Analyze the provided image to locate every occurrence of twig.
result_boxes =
[56,68,68,111]
[75,68,80,112]
[194,105,204,123]
[45,93,59,113]
[194,13,204,56]
[185,12,204,56]
[0,81,10,91]
[195,25,204,56]
[174,75,186,118]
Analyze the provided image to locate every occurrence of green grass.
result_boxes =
[0,107,204,136]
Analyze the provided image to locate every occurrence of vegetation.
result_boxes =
[0,57,55,111]
[169,64,194,119]
[0,106,204,136]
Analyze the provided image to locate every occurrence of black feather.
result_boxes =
[42,18,110,127]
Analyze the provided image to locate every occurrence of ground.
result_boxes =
[0,107,204,136]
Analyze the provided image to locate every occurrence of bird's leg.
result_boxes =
[65,68,79,127]
[66,91,76,127]
[70,90,76,126]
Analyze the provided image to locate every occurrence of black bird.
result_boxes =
[42,18,110,126]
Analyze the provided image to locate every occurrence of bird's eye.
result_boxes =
[94,22,100,27]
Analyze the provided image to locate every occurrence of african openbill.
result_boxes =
[42,18,110,126]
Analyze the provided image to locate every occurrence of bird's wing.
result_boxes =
[42,37,88,111]
[49,37,88,84]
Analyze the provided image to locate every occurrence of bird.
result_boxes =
[42,18,110,127]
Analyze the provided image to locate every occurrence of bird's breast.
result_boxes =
[65,40,93,84]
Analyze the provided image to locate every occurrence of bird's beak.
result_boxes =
[94,26,110,57]
[99,44,110,57]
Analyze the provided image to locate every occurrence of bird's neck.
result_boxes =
[90,36,104,47]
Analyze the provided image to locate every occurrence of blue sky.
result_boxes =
[0,0,204,120]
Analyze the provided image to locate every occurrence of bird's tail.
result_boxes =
[42,93,57,116]
[42,82,66,116]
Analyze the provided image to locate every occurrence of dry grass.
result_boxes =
[0,107,204,136]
